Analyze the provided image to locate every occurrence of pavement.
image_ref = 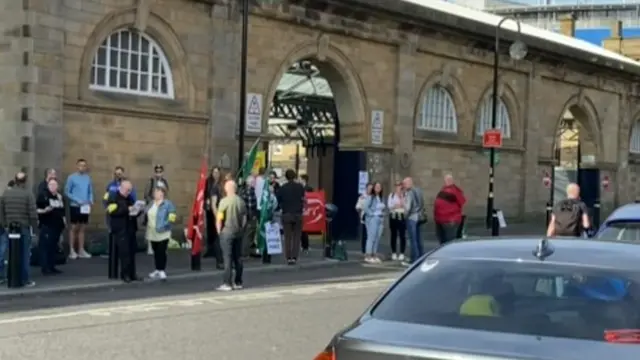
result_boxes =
[0,264,401,360]
[0,220,542,299]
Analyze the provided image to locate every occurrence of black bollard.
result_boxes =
[6,222,23,288]
[107,233,119,279]
[191,251,201,271]
[593,200,601,230]
[545,202,552,228]
[491,210,500,237]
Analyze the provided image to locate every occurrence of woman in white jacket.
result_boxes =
[355,183,373,254]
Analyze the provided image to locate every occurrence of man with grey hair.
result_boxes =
[216,180,246,291]
[240,175,258,257]
[403,177,425,264]
[547,183,591,237]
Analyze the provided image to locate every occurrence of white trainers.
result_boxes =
[78,249,92,259]
[68,250,78,260]
[149,270,159,279]
[158,271,167,280]
[391,253,398,261]
[398,254,405,261]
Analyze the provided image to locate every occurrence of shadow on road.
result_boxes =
[0,263,401,314]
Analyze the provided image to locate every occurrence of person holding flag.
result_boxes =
[186,159,207,270]
[256,170,278,264]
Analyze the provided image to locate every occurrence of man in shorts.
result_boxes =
[64,158,94,259]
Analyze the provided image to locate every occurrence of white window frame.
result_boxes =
[476,95,512,138]
[417,85,458,133]
[89,28,175,99]
[631,122,640,154]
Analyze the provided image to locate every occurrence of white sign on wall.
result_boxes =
[245,93,263,133]
[371,110,384,145]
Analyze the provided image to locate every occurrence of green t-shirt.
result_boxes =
[217,194,246,236]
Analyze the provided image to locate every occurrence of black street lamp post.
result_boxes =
[486,16,527,235]
[237,0,250,172]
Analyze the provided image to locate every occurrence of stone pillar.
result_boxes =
[209,2,241,170]
[0,0,29,187]
[394,35,418,182]
[521,69,545,219]
[29,0,66,188]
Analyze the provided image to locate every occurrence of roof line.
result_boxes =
[405,0,640,70]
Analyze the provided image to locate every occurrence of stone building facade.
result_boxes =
[1,0,639,228]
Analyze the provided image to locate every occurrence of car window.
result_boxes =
[597,221,640,242]
[371,258,640,342]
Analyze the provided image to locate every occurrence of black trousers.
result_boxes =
[435,222,460,245]
[389,217,406,254]
[301,232,309,251]
[151,239,169,271]
[38,225,61,271]
[360,224,367,254]
[220,232,243,286]
[205,210,223,264]
[114,228,136,279]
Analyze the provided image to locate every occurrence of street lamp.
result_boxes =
[486,16,527,236]
[237,0,250,173]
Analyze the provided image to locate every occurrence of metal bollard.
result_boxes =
[545,202,552,228]
[491,210,500,237]
[6,222,23,288]
[107,232,119,279]
[593,200,601,230]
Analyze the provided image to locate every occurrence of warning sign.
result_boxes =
[245,93,262,133]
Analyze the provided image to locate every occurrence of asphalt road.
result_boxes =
[0,263,400,360]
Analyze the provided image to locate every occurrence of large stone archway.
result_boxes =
[550,95,603,163]
[262,41,368,148]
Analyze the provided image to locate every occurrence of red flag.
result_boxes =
[187,158,207,255]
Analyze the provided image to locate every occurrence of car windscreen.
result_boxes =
[597,221,640,242]
[371,258,640,342]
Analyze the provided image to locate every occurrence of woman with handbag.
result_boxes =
[144,184,177,280]
[387,181,406,261]
[362,182,386,263]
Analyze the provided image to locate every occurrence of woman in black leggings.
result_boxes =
[387,182,406,261]
[356,183,373,253]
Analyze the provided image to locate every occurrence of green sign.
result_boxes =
[484,150,500,165]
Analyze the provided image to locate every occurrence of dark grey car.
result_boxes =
[315,238,640,360]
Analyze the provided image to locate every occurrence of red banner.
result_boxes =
[303,191,326,233]
[187,158,207,255]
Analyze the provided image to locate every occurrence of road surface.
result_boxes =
[0,264,400,360]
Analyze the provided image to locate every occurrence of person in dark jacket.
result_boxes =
[106,180,139,283]
[299,174,313,253]
[35,168,56,198]
[203,166,223,267]
[0,172,38,287]
[36,178,65,275]
[276,169,305,264]
[143,164,169,203]
[433,174,466,245]
[0,180,15,284]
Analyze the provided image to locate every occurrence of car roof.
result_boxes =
[433,237,640,270]
[604,203,640,222]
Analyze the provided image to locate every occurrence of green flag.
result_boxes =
[238,138,260,181]
[256,170,273,253]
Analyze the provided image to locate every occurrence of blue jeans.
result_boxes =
[407,219,423,263]
[0,229,7,278]
[365,216,383,255]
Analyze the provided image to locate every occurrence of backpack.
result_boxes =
[554,199,584,236]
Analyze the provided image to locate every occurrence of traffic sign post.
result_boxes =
[482,129,503,148]
[483,150,500,165]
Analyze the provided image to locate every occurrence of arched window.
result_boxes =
[90,29,174,98]
[417,85,458,133]
[476,95,511,138]
[630,122,640,154]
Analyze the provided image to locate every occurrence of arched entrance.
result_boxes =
[552,102,600,209]
[264,53,367,240]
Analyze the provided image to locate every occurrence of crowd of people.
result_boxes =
[356,174,467,265]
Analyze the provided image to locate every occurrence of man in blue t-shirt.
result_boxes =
[64,158,94,259]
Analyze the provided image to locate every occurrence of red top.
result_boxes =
[433,184,466,224]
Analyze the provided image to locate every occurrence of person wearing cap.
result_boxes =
[144,164,169,203]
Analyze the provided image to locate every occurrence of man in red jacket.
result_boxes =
[433,174,466,245]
